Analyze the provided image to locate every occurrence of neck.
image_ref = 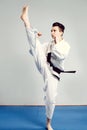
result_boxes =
[54,37,63,44]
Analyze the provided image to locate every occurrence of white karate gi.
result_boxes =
[25,27,70,119]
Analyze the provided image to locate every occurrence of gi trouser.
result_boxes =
[25,27,58,119]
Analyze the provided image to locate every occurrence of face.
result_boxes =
[51,26,63,40]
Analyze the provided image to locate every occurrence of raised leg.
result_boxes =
[20,5,56,130]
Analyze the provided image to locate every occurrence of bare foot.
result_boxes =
[46,118,53,130]
[20,5,42,36]
[47,124,53,130]
[20,5,30,28]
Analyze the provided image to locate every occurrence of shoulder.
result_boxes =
[62,39,70,50]
[41,42,49,54]
[42,41,53,48]
[42,42,49,48]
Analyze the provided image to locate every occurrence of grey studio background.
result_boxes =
[0,0,87,105]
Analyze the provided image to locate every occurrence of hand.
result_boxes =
[37,32,42,37]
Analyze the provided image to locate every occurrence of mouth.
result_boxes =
[51,35,56,39]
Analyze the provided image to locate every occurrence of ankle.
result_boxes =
[47,118,51,125]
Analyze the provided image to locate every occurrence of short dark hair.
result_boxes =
[52,22,65,32]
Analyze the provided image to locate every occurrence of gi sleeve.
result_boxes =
[42,42,49,56]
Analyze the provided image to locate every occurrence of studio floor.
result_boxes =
[0,105,87,130]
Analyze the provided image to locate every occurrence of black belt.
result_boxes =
[53,66,76,74]
[47,52,76,75]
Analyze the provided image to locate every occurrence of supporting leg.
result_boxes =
[44,76,58,130]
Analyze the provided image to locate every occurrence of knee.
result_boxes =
[46,89,57,104]
[46,94,57,105]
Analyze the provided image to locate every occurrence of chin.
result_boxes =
[52,37,56,40]
[51,36,54,39]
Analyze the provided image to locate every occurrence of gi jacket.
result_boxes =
[44,39,70,70]
[42,39,70,79]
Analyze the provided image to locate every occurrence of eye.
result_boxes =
[51,29,56,32]
[54,29,56,32]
